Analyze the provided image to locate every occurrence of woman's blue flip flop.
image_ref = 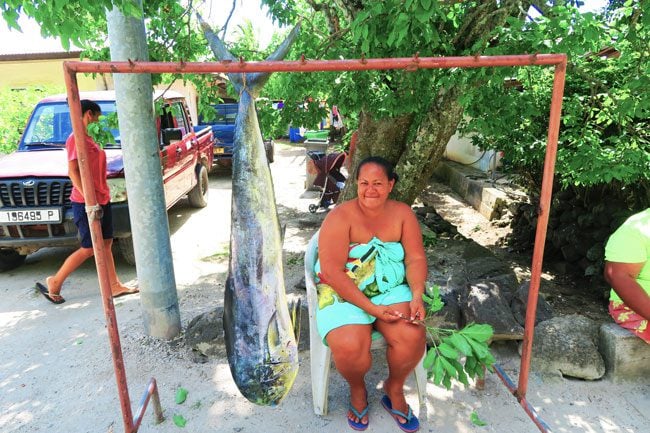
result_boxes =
[348,403,369,431]
[381,395,419,432]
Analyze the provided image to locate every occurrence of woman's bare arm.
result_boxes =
[604,261,650,320]
[399,203,428,320]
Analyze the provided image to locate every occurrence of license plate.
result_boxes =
[0,208,62,224]
[215,148,225,154]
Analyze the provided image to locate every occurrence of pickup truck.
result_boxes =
[0,90,214,270]
[198,102,274,169]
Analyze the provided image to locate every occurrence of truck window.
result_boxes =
[170,102,189,135]
[22,101,119,148]
[160,102,188,135]
[22,105,59,145]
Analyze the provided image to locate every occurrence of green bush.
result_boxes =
[461,4,649,195]
[0,85,64,154]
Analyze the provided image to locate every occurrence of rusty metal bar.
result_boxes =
[64,53,566,75]
[132,378,164,431]
[517,60,567,401]
[64,53,567,433]
[494,364,553,433]
[64,69,135,433]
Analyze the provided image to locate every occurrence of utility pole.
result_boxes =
[106,1,181,339]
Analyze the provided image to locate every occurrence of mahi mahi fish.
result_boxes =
[200,17,301,406]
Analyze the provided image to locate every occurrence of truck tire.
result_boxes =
[0,249,27,272]
[117,236,136,266]
[264,139,275,164]
[188,165,209,208]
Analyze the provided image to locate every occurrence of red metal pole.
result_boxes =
[64,53,566,75]
[517,60,567,400]
[63,52,568,433]
[64,66,135,433]
[494,364,553,433]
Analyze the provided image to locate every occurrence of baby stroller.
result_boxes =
[306,151,346,213]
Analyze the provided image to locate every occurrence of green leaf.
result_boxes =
[173,414,187,427]
[447,333,473,356]
[464,355,478,378]
[420,0,432,10]
[437,342,459,359]
[432,356,444,385]
[449,358,469,386]
[175,387,188,404]
[470,411,488,426]
[439,356,457,379]
[423,348,436,369]
[460,323,493,343]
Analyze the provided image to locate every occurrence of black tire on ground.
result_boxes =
[0,249,26,272]
[264,139,274,164]
[117,236,136,266]
[188,164,209,208]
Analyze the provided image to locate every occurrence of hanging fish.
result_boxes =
[200,16,301,406]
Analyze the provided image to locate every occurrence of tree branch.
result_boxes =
[221,0,237,40]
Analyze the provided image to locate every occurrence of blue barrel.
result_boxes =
[289,127,303,142]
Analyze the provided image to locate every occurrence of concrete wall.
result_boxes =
[0,56,97,90]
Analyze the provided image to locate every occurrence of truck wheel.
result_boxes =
[188,164,209,208]
[117,236,136,266]
[0,249,26,272]
[264,139,274,164]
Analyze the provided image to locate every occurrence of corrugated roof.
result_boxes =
[0,51,82,61]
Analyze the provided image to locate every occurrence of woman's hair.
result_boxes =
[355,156,399,183]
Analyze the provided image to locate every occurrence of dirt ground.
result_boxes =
[1,143,648,433]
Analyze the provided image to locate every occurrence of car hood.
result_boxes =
[0,149,124,178]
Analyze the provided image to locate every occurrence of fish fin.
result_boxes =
[288,297,302,344]
[197,13,243,91]
[266,310,281,360]
[245,23,302,92]
[281,224,286,244]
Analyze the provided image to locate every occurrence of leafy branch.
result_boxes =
[87,112,119,149]
[422,285,495,390]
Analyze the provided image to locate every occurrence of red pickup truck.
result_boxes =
[0,90,214,269]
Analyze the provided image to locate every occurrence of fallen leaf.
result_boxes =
[175,387,188,404]
[470,411,487,426]
[173,414,187,427]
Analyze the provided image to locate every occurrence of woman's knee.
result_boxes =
[327,327,372,368]
[384,323,426,349]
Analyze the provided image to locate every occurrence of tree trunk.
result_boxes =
[339,111,414,202]
[395,86,465,204]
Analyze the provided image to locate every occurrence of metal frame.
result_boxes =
[63,53,566,433]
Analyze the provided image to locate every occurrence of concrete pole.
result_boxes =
[107,2,181,339]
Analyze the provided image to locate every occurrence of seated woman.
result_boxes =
[314,156,426,432]
[603,207,650,344]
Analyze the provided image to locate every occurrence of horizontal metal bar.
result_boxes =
[64,54,566,75]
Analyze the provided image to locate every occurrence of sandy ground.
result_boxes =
[1,143,649,433]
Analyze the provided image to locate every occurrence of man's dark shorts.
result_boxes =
[72,202,113,248]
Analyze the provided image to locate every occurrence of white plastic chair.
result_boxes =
[304,230,428,415]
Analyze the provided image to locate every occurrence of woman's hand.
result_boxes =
[409,296,426,323]
[372,305,404,323]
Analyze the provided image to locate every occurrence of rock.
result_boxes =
[462,280,524,340]
[599,323,650,381]
[527,315,605,380]
[424,284,461,333]
[463,244,512,279]
[185,308,226,359]
[511,280,554,327]
[294,275,306,290]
